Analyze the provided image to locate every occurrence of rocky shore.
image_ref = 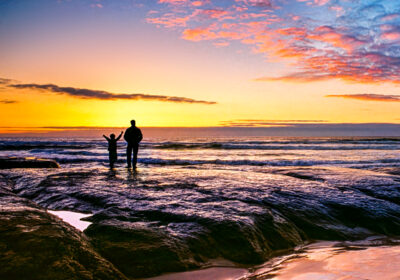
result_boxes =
[0,157,60,169]
[3,157,400,279]
[0,158,127,279]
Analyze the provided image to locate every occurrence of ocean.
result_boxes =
[2,133,400,279]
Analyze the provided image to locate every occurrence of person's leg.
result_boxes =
[127,144,132,167]
[110,152,117,168]
[109,154,114,168]
[132,144,139,167]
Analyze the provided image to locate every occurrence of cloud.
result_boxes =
[8,82,217,104]
[182,26,217,41]
[255,71,332,82]
[219,119,328,127]
[326,94,400,102]
[0,99,18,104]
[146,0,400,84]
[159,0,188,4]
[90,3,103,8]
[0,78,15,85]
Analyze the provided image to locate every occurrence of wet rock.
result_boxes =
[273,168,325,182]
[0,157,60,169]
[7,166,400,278]
[85,220,202,278]
[83,199,303,278]
[84,208,303,278]
[0,178,127,280]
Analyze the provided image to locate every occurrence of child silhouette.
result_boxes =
[103,131,123,168]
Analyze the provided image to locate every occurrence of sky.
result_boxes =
[1,0,400,131]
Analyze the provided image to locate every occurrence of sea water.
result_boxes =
[1,134,400,278]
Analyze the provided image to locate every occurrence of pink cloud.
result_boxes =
[308,27,365,53]
[213,41,230,47]
[236,0,273,8]
[198,9,229,19]
[147,14,191,28]
[146,0,400,84]
[90,3,103,8]
[381,31,400,41]
[297,0,330,6]
[192,1,204,6]
[182,26,217,41]
[159,0,188,4]
[314,0,329,6]
[380,14,400,21]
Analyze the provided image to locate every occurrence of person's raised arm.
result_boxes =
[103,135,110,141]
[116,131,123,141]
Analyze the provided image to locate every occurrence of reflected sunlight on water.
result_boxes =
[143,240,400,280]
[48,210,92,231]
[248,241,400,280]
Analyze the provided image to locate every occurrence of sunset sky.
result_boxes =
[1,0,400,129]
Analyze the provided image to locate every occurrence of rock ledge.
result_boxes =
[0,157,60,169]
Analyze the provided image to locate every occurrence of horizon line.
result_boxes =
[2,122,400,130]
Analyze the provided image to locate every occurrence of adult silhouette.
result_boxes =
[124,120,143,168]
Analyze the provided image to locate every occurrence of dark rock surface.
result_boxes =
[0,157,60,169]
[8,166,400,278]
[0,177,127,280]
[86,220,202,278]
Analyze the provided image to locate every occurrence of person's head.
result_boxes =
[130,120,136,127]
[110,133,115,139]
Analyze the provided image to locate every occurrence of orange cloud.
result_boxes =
[326,94,400,102]
[0,99,18,104]
[182,26,217,41]
[219,119,328,127]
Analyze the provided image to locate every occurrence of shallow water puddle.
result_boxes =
[143,267,249,280]
[246,241,400,280]
[144,241,400,280]
[48,210,92,231]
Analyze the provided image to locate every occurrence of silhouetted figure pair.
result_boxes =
[103,120,143,169]
[103,131,123,168]
[124,120,143,168]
